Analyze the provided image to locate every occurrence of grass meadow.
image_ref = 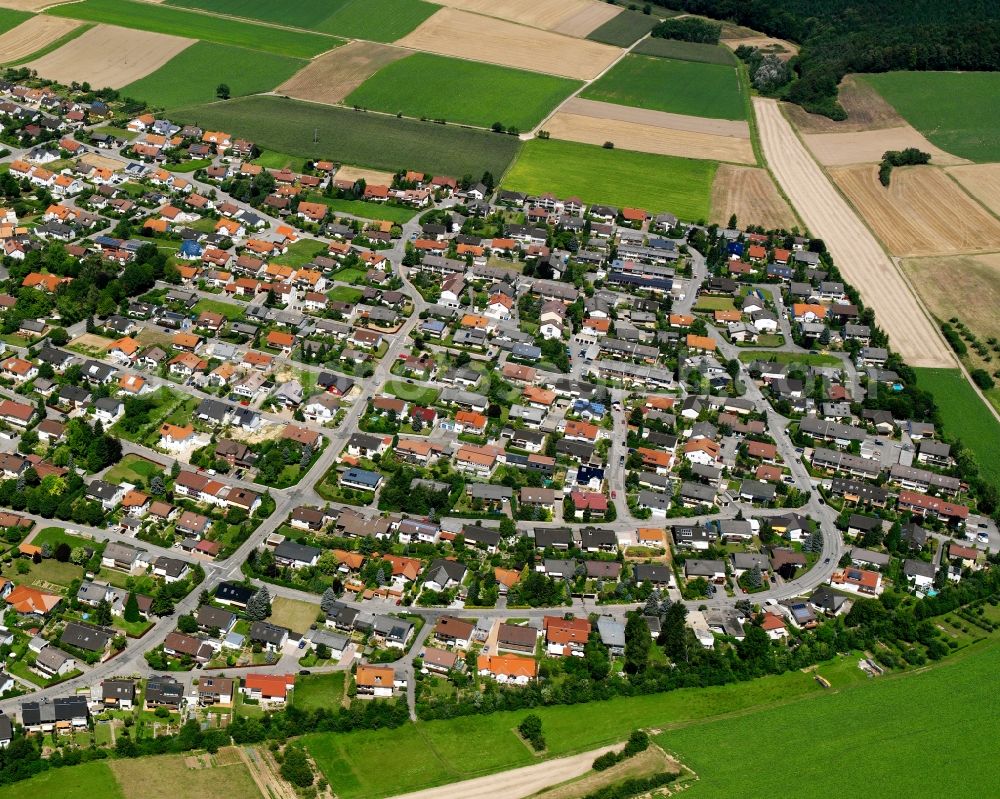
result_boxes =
[172,95,522,176]
[122,42,304,109]
[47,0,338,58]
[863,71,1000,162]
[913,367,1000,489]
[292,672,346,713]
[633,37,736,65]
[586,9,660,46]
[502,138,716,218]
[581,54,745,120]
[167,0,437,41]
[346,53,580,130]
[664,642,1000,798]
[306,653,865,799]
[0,762,123,799]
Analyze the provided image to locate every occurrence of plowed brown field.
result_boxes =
[277,41,407,105]
[946,163,1000,217]
[710,164,797,229]
[0,16,79,63]
[754,97,953,367]
[396,8,622,80]
[804,126,968,167]
[25,24,193,88]
[830,164,1000,257]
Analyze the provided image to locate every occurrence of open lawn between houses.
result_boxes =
[913,367,1000,490]
[292,672,346,713]
[47,0,339,58]
[268,595,320,634]
[305,194,417,224]
[862,71,1000,163]
[103,453,166,484]
[581,54,745,121]
[503,138,715,219]
[346,53,581,131]
[172,95,522,177]
[109,752,264,799]
[121,41,305,110]
[663,642,1000,798]
[384,379,439,405]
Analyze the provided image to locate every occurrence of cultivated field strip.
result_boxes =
[710,164,798,230]
[803,126,969,167]
[561,97,749,138]
[25,23,194,88]
[396,8,622,80]
[545,110,755,163]
[754,97,954,367]
[0,15,79,63]
[277,41,408,105]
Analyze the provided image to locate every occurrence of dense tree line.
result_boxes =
[650,16,720,43]
[657,0,1000,116]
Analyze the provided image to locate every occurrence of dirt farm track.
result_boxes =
[753,97,954,368]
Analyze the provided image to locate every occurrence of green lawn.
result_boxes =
[168,0,437,41]
[502,138,715,218]
[193,297,245,320]
[914,367,1000,489]
[31,527,102,554]
[737,349,842,366]
[334,267,365,283]
[309,195,416,224]
[103,453,165,485]
[581,55,745,120]
[347,53,580,131]
[384,380,439,405]
[2,558,82,592]
[328,285,364,303]
[664,643,1000,798]
[693,296,736,311]
[121,41,305,110]
[271,238,329,267]
[0,761,123,799]
[172,95,522,177]
[633,37,736,65]
[47,0,339,58]
[268,595,320,634]
[863,71,1000,162]
[586,9,660,46]
[292,672,345,712]
[306,656,852,799]
[252,149,308,172]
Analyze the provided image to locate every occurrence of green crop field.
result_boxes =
[502,138,715,219]
[166,0,346,28]
[121,42,305,110]
[346,53,580,131]
[47,0,339,58]
[168,0,437,42]
[172,95,522,177]
[664,643,1000,798]
[314,0,439,42]
[913,367,1000,489]
[0,762,123,799]
[0,8,31,36]
[862,72,1000,162]
[633,37,736,65]
[306,654,862,799]
[586,9,660,46]
[581,55,745,120]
